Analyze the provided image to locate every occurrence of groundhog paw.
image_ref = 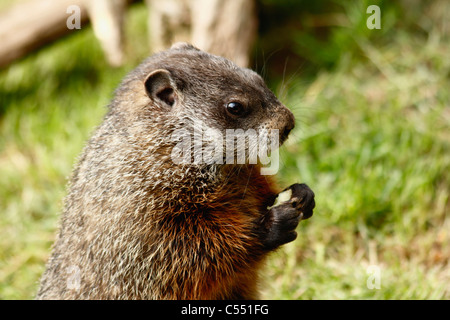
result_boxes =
[260,183,315,250]
[286,183,315,220]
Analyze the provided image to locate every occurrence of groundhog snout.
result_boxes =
[279,105,295,144]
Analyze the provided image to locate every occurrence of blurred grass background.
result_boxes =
[0,0,448,299]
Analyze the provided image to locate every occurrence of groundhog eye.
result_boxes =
[226,102,245,117]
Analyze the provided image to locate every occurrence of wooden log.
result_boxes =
[84,0,127,67]
[146,0,257,68]
[0,0,89,68]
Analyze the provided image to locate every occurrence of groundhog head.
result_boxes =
[115,43,295,174]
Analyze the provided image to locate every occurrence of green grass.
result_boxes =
[0,2,448,299]
[262,18,450,298]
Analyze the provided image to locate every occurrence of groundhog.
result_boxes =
[36,43,315,300]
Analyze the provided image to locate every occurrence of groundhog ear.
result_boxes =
[144,69,177,108]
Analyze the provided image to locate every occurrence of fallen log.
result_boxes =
[0,0,89,68]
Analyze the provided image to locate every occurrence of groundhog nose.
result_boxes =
[280,106,295,143]
[282,126,292,139]
[286,110,295,131]
[281,126,292,143]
